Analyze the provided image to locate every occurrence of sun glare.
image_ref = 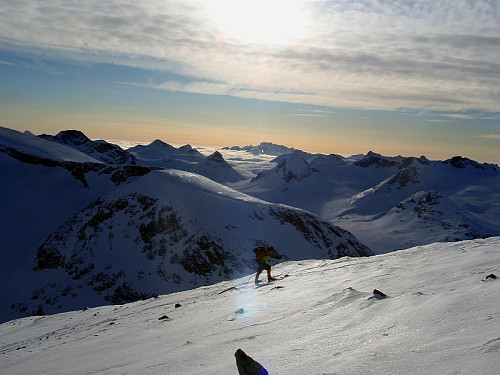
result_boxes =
[206,0,307,45]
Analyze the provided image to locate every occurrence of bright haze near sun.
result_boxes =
[204,0,307,45]
[1,0,499,164]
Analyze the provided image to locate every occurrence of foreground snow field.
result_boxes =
[1,238,498,374]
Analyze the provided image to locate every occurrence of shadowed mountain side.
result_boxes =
[4,168,372,322]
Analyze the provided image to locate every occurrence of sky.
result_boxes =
[1,0,499,163]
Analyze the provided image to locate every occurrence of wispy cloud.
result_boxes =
[289,113,328,117]
[477,134,500,139]
[0,58,14,66]
[289,108,335,117]
[440,113,477,120]
[1,0,499,115]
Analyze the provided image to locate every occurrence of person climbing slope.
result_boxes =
[253,245,282,284]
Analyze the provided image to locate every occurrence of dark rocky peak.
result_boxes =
[39,130,92,147]
[206,151,225,163]
[443,156,497,171]
[418,190,442,205]
[228,142,296,156]
[92,140,122,153]
[276,152,317,182]
[38,130,137,165]
[55,130,92,146]
[178,144,203,157]
[387,166,420,188]
[395,190,444,217]
[310,153,346,168]
[355,151,399,168]
[366,151,383,158]
[150,139,174,149]
[399,156,430,169]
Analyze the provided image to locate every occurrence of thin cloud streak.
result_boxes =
[1,0,499,115]
[477,134,500,139]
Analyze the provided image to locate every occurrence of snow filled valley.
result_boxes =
[1,125,499,373]
[1,238,499,374]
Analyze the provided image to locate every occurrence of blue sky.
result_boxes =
[1,0,499,162]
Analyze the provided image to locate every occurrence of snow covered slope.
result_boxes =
[330,156,500,252]
[0,126,101,163]
[6,168,371,322]
[1,238,498,374]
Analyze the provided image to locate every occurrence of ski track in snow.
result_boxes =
[1,238,499,374]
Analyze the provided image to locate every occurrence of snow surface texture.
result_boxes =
[1,238,498,374]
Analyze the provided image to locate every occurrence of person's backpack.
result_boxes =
[253,246,265,254]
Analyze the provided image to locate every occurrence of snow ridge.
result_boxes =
[1,238,498,374]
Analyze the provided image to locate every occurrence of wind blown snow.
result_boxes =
[1,238,498,374]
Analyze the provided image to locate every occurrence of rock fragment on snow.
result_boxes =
[373,289,387,298]
[485,273,497,280]
[158,315,171,321]
[235,348,269,375]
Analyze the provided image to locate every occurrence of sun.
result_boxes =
[206,0,307,46]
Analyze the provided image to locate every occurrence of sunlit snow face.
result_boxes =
[204,0,308,45]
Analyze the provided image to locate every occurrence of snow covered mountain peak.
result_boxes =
[227,142,296,156]
[444,156,498,171]
[48,129,91,146]
[252,152,318,184]
[276,152,317,182]
[354,151,402,168]
[191,151,246,183]
[310,153,346,168]
[0,126,101,163]
[177,144,202,155]
[207,150,224,162]
[398,155,431,169]
[384,189,491,244]
[150,139,170,147]
[39,129,137,165]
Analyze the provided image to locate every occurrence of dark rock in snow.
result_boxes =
[373,289,387,298]
[485,274,497,280]
[235,349,269,375]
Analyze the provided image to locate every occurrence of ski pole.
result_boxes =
[243,273,253,287]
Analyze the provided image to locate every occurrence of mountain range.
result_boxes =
[1,125,499,322]
[0,127,371,323]
[237,150,500,252]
